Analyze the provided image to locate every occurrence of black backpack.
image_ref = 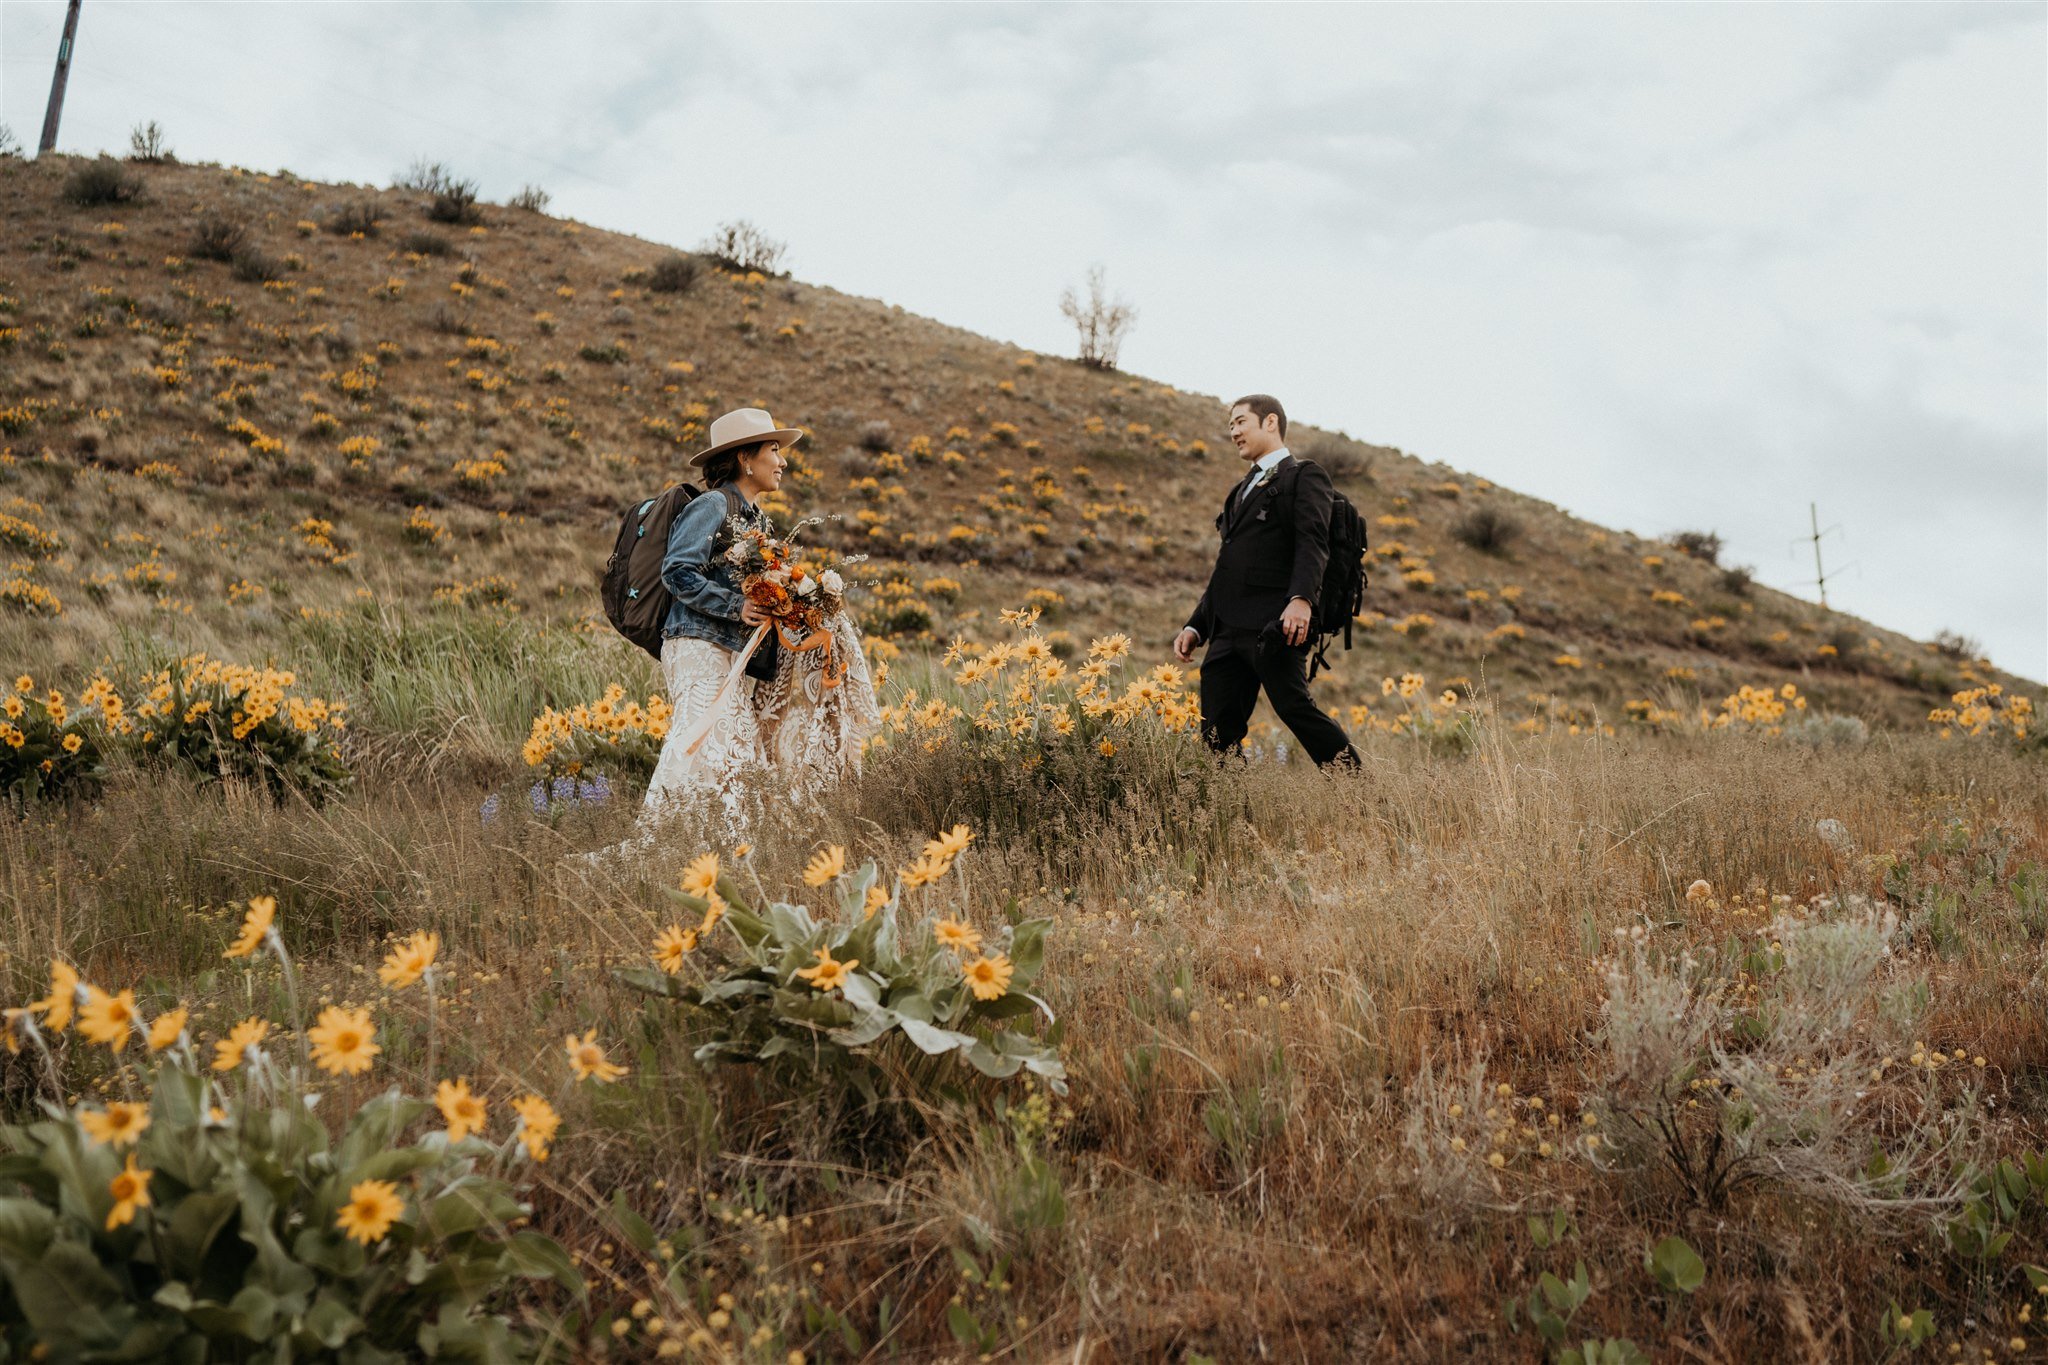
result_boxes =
[601,484,777,677]
[1306,477,1369,682]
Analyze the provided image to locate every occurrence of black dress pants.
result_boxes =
[1197,627,1358,767]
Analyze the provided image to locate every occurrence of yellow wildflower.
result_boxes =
[211,1016,269,1072]
[77,1100,150,1148]
[681,852,720,900]
[335,1179,404,1244]
[224,895,276,959]
[802,845,846,887]
[378,931,439,989]
[77,986,139,1050]
[794,945,857,993]
[933,919,982,955]
[146,1006,188,1052]
[510,1093,560,1162]
[565,1028,628,1083]
[105,1153,152,1230]
[962,954,1013,1001]
[435,1077,487,1142]
[308,1005,380,1076]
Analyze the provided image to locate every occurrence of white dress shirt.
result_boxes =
[1238,445,1291,506]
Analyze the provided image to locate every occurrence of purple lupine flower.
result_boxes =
[550,774,575,803]
[529,782,549,814]
[480,792,500,825]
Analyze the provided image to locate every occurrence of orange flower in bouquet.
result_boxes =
[721,523,851,687]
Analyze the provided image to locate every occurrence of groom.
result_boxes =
[1174,394,1360,769]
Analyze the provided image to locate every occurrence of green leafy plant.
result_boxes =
[619,840,1064,1120]
[0,1079,578,1360]
[0,675,105,804]
[0,913,579,1361]
[1644,1234,1706,1294]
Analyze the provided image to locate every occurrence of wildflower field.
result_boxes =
[0,152,2045,1361]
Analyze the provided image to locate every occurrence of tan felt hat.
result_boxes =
[688,407,806,467]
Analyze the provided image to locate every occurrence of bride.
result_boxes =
[640,407,880,837]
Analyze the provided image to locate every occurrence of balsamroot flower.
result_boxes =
[211,1017,269,1072]
[335,1179,404,1244]
[898,852,953,889]
[565,1028,628,1083]
[378,931,439,990]
[654,924,698,974]
[77,986,139,1050]
[308,1005,381,1076]
[31,960,80,1033]
[435,1077,487,1142]
[802,845,846,887]
[510,1094,560,1162]
[962,954,1014,1001]
[863,884,889,919]
[146,1006,188,1053]
[224,895,276,960]
[77,1100,149,1148]
[933,919,982,955]
[794,945,858,994]
[105,1153,152,1231]
[923,824,974,861]
[681,852,720,900]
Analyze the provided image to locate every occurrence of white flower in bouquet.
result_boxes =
[796,576,819,598]
[820,569,843,594]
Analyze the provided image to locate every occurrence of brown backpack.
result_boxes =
[601,482,706,660]
[601,484,777,675]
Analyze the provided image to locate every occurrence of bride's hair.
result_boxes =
[702,440,766,489]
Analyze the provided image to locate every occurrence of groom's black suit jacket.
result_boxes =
[1184,454,1335,644]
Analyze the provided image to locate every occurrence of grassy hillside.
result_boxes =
[0,152,2031,738]
[0,151,2043,1364]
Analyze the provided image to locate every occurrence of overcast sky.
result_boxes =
[6,2,2043,680]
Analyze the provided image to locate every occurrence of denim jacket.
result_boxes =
[660,487,770,653]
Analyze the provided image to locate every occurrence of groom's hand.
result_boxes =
[1280,598,1313,646]
[1173,627,1199,662]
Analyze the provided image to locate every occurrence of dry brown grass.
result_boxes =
[2,723,2043,1361]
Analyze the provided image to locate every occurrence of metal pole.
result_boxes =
[37,0,84,156]
[1810,502,1828,609]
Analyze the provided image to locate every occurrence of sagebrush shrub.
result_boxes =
[325,203,381,237]
[186,215,247,262]
[64,159,141,208]
[1672,530,1723,564]
[646,253,700,294]
[1587,902,1981,1218]
[1451,505,1522,555]
[428,180,482,226]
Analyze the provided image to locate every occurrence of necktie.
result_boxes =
[1237,467,1266,510]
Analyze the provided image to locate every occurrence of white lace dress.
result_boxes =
[755,614,882,804]
[642,635,766,840]
[639,616,880,839]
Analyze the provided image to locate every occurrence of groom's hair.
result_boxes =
[701,440,766,489]
[1231,394,1287,438]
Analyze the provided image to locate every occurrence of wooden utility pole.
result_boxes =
[37,0,84,156]
[1809,502,1833,609]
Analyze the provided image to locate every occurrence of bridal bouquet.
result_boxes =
[722,522,848,647]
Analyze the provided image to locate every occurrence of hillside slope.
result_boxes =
[0,153,2029,732]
